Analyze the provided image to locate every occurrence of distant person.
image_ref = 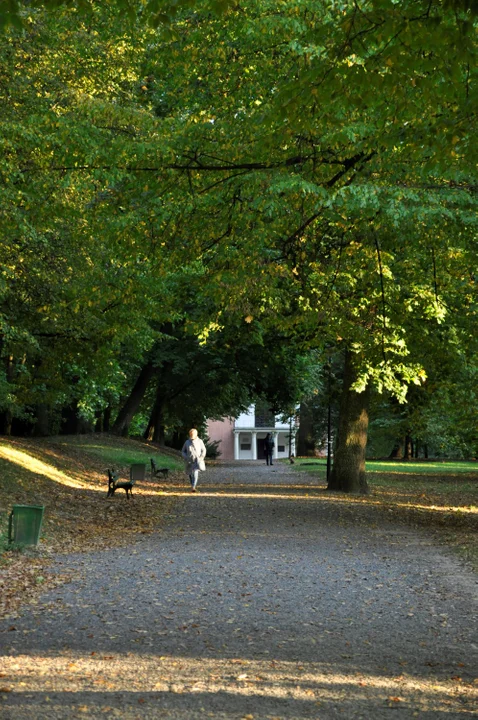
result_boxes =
[181,428,207,492]
[264,433,274,466]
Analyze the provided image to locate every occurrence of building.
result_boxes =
[206,404,297,461]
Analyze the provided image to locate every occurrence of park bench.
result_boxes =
[150,458,169,480]
[106,468,134,499]
[106,464,146,499]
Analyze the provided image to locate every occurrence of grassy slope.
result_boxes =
[0,434,184,618]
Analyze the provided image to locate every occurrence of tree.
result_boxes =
[138,0,476,491]
[1,2,476,495]
[0,6,188,433]
[367,332,478,459]
[113,316,317,443]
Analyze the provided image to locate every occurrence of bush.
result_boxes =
[204,436,221,460]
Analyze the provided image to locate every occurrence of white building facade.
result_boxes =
[207,405,296,461]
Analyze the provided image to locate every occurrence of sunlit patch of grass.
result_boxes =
[0,444,98,490]
[57,433,183,471]
[79,445,182,471]
[293,457,478,475]
[367,459,478,475]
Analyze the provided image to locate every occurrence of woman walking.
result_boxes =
[181,428,207,492]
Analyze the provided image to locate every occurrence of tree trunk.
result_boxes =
[404,434,413,460]
[143,387,166,444]
[61,402,80,434]
[0,355,15,435]
[34,404,50,436]
[297,401,315,456]
[95,408,112,432]
[112,361,155,436]
[389,440,404,459]
[328,349,370,494]
[103,406,111,432]
[0,408,13,436]
[171,428,183,450]
[95,409,103,433]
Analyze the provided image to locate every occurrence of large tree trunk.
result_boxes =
[61,402,80,434]
[112,361,155,436]
[0,408,13,436]
[328,349,370,494]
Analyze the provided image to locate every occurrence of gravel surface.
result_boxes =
[1,461,477,719]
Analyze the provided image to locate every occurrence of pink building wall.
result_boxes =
[206,418,235,460]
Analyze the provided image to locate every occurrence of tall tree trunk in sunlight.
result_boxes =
[328,349,370,494]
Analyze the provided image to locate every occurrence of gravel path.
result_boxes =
[1,461,477,719]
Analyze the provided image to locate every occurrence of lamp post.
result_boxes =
[326,357,332,484]
[289,413,293,459]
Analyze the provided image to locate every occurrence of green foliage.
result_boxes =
[367,330,478,458]
[369,460,478,475]
[0,1,476,458]
[203,435,221,460]
[0,0,235,32]
[136,322,313,439]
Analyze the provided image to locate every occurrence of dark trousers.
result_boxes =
[266,451,273,465]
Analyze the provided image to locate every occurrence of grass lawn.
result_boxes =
[294,457,478,474]
[63,435,183,471]
[293,457,478,570]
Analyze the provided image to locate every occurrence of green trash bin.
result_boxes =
[8,505,45,546]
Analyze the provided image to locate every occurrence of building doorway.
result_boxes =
[257,434,267,460]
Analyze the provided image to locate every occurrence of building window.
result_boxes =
[254,400,275,428]
[278,445,285,452]
[241,444,251,451]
